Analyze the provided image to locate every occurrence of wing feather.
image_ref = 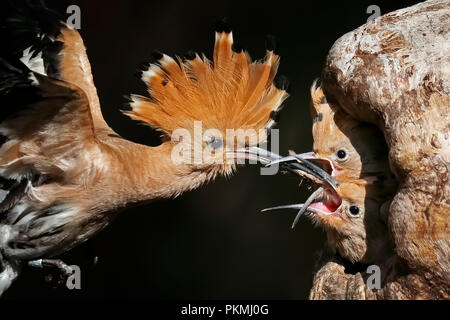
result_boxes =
[0,1,103,215]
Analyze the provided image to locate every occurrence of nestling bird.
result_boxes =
[317,0,450,298]
[263,81,397,265]
[263,172,394,264]
[303,0,450,299]
[0,1,299,294]
[272,82,397,185]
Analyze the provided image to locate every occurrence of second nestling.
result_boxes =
[263,81,398,266]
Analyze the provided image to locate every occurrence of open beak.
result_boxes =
[231,147,338,191]
[264,151,339,191]
[269,151,337,177]
[262,187,324,228]
[260,151,343,228]
[261,186,343,228]
[229,147,343,228]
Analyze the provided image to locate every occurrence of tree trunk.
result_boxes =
[311,0,450,299]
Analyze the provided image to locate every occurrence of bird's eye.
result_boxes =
[347,205,362,218]
[335,149,348,161]
[209,137,223,150]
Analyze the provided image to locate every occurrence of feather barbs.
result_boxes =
[310,80,334,119]
[124,28,288,145]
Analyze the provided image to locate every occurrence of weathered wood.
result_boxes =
[312,0,450,299]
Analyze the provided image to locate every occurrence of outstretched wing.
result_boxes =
[0,1,107,213]
[0,0,106,127]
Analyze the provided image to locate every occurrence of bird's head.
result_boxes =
[261,82,396,264]
[263,175,393,264]
[124,22,289,176]
[308,181,392,264]
[303,81,392,182]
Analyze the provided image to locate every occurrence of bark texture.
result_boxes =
[312,0,450,299]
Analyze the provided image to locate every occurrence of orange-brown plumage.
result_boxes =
[0,3,288,295]
[309,82,395,185]
[264,81,397,265]
[125,29,286,142]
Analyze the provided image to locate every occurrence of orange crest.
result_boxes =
[310,80,334,120]
[124,26,289,145]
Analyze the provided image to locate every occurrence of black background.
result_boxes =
[4,0,420,299]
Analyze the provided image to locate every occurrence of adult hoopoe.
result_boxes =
[272,81,397,185]
[0,1,318,295]
[263,81,397,265]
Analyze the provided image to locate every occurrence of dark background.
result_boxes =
[4,0,420,299]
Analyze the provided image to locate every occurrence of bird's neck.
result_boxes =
[109,139,217,205]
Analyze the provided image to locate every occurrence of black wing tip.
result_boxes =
[0,57,42,121]
[6,0,64,34]
[1,0,66,78]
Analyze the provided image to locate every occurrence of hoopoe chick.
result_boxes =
[263,81,398,264]
[312,180,393,264]
[277,81,396,188]
[263,172,394,264]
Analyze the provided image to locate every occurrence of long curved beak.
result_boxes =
[232,147,338,191]
[265,151,339,191]
[261,187,324,229]
[231,146,282,165]
[230,147,315,175]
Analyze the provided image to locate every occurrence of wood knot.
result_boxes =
[431,134,441,149]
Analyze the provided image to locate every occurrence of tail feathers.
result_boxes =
[125,23,288,141]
